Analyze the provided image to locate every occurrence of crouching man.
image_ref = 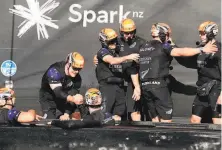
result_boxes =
[83,88,121,122]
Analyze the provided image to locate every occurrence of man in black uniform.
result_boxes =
[0,88,42,125]
[118,18,146,121]
[189,21,221,124]
[139,23,218,122]
[96,28,139,121]
[39,52,85,120]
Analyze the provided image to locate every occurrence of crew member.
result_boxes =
[0,88,42,125]
[119,18,145,121]
[189,21,221,124]
[139,23,218,122]
[39,52,85,120]
[96,28,139,120]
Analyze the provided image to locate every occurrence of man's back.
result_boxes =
[139,40,173,82]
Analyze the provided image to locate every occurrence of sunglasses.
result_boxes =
[72,67,82,71]
[199,31,206,36]
[123,31,134,35]
[107,38,118,45]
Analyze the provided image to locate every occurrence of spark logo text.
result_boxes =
[69,4,144,27]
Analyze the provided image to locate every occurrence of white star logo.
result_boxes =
[9,0,60,40]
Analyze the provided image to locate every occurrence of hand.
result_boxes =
[93,55,98,66]
[59,113,70,120]
[132,86,141,101]
[35,114,44,121]
[203,42,218,53]
[217,94,221,105]
[73,94,84,105]
[127,53,140,61]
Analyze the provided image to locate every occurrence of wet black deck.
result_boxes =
[0,125,221,150]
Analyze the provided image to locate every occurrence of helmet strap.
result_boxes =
[108,48,116,54]
[2,99,15,108]
[159,32,167,43]
[5,103,14,108]
[66,53,76,74]
[206,31,215,42]
[65,63,71,76]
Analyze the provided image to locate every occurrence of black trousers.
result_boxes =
[39,89,77,119]
[141,83,173,120]
[99,84,126,116]
[192,84,221,119]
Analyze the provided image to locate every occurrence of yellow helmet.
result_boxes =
[0,88,15,106]
[151,23,172,37]
[99,28,118,50]
[120,18,136,32]
[85,88,102,106]
[66,52,85,69]
[198,21,218,37]
[99,28,118,42]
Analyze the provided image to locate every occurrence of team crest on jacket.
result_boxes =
[65,81,73,88]
[129,42,137,48]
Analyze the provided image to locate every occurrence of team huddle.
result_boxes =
[0,18,221,125]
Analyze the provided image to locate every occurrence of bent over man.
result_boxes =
[39,52,85,120]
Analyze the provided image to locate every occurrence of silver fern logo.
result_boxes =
[9,0,60,40]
